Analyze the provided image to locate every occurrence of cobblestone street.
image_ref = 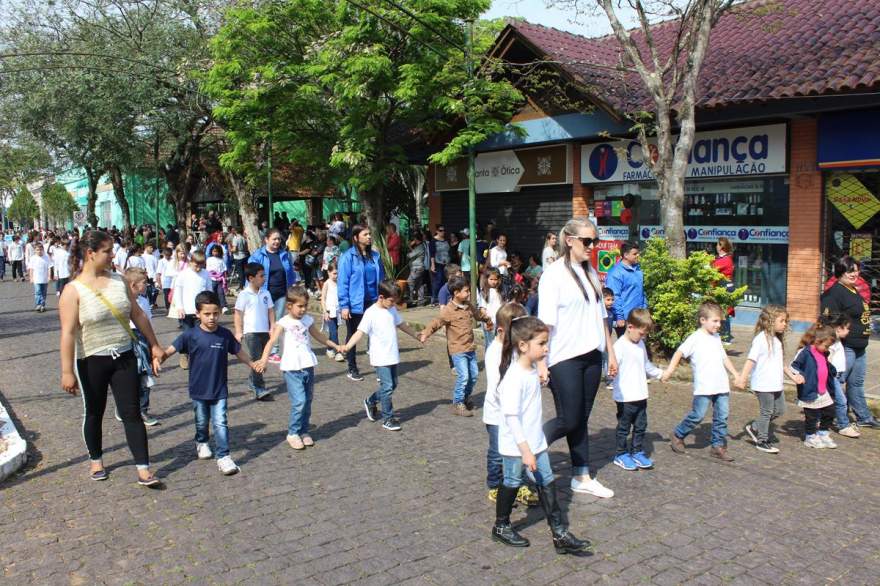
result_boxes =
[1,279,878,585]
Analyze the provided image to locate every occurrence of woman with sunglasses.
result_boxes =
[537,217,619,498]
[820,256,880,430]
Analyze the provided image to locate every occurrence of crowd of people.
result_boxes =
[0,210,876,555]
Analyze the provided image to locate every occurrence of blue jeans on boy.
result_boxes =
[502,451,554,488]
[831,375,850,429]
[842,346,877,425]
[33,283,47,307]
[193,398,229,458]
[284,368,314,436]
[270,296,287,355]
[243,332,270,395]
[485,424,502,489]
[674,393,730,447]
[451,351,478,404]
[325,317,338,345]
[369,365,398,421]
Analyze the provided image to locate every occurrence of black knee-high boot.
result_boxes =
[536,481,591,554]
[491,485,529,547]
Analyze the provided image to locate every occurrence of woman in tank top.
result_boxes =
[59,230,165,487]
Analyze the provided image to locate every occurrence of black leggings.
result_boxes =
[12,260,24,280]
[544,350,603,471]
[804,404,835,436]
[76,351,149,467]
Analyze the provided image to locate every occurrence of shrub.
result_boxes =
[640,237,746,354]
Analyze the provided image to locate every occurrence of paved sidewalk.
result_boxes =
[1,280,879,585]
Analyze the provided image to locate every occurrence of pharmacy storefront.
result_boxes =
[582,124,790,308]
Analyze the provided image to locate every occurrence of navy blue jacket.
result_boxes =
[790,346,837,403]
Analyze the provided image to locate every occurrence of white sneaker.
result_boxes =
[334,352,345,362]
[325,349,335,359]
[570,476,614,498]
[196,442,213,459]
[217,455,240,476]
[819,434,838,449]
[803,435,825,449]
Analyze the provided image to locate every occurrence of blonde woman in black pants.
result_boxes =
[59,230,165,487]
[537,217,618,498]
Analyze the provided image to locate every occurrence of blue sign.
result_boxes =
[588,144,618,181]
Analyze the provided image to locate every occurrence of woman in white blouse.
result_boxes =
[537,217,618,499]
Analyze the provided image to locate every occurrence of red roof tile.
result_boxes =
[508,0,880,112]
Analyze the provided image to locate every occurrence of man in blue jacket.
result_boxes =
[605,241,647,337]
[338,224,385,381]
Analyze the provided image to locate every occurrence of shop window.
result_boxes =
[824,171,880,322]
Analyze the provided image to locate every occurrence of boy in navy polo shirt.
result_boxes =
[163,291,262,475]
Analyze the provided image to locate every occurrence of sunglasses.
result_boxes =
[568,235,600,247]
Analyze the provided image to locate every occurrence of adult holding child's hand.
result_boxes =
[538,217,617,499]
[58,230,164,488]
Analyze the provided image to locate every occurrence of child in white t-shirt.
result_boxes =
[477,268,503,348]
[818,313,859,438]
[53,240,71,295]
[663,301,741,462]
[342,281,421,431]
[482,302,538,508]
[492,315,590,554]
[206,244,229,313]
[320,261,343,362]
[257,286,342,450]
[739,305,804,453]
[611,308,663,471]
[28,243,50,312]
[234,262,275,401]
[143,242,159,308]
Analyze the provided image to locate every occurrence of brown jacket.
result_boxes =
[423,302,490,354]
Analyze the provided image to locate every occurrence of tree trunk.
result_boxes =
[107,165,132,230]
[224,170,261,251]
[85,166,100,228]
[660,177,686,258]
[163,158,203,240]
[360,189,386,243]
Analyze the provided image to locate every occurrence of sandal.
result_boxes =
[137,474,163,488]
[90,469,108,481]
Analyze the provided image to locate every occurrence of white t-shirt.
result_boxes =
[114,248,128,273]
[143,253,158,279]
[234,287,273,334]
[357,304,402,367]
[489,247,508,275]
[541,245,556,268]
[136,295,152,324]
[612,336,662,402]
[747,333,784,392]
[482,339,503,426]
[498,362,548,457]
[323,280,339,318]
[157,258,179,288]
[29,255,50,284]
[478,288,503,325]
[53,248,71,279]
[126,255,146,270]
[828,341,846,375]
[277,314,318,371]
[677,329,730,395]
[537,259,607,367]
[173,268,212,315]
[206,257,227,277]
[7,242,24,261]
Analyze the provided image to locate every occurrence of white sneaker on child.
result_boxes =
[803,435,825,449]
[818,433,838,449]
[570,476,614,498]
[326,349,335,359]
[196,442,213,459]
[217,456,240,475]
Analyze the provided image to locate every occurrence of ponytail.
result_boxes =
[499,316,548,380]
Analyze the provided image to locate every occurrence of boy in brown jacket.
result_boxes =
[420,276,493,416]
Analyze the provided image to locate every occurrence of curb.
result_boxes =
[0,400,27,483]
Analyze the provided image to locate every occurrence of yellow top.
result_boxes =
[71,275,132,357]
[287,225,304,252]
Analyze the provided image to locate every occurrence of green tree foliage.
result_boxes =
[206,0,522,240]
[640,237,746,353]
[7,186,39,227]
[41,183,79,225]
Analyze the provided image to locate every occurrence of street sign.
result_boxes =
[73,211,86,225]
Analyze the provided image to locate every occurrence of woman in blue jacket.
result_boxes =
[337,224,385,381]
[248,229,298,359]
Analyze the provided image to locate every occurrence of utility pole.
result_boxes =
[267,131,273,229]
[154,137,161,249]
[465,19,478,303]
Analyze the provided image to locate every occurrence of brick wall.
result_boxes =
[786,118,824,322]
[571,144,592,216]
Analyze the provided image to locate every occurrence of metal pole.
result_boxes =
[267,132,273,228]
[466,20,478,304]
[154,138,161,249]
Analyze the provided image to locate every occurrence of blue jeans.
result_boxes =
[451,351,478,404]
[485,424,502,489]
[193,398,229,458]
[831,376,850,428]
[33,283,47,307]
[284,368,314,436]
[843,346,876,424]
[674,393,730,447]
[243,332,270,394]
[325,317,339,345]
[271,296,287,354]
[368,365,398,421]
[502,450,554,488]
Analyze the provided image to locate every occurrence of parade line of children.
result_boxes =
[117,250,873,555]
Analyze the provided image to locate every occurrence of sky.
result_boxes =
[482,0,626,37]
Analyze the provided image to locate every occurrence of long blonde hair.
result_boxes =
[753,304,788,355]
[557,217,602,299]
